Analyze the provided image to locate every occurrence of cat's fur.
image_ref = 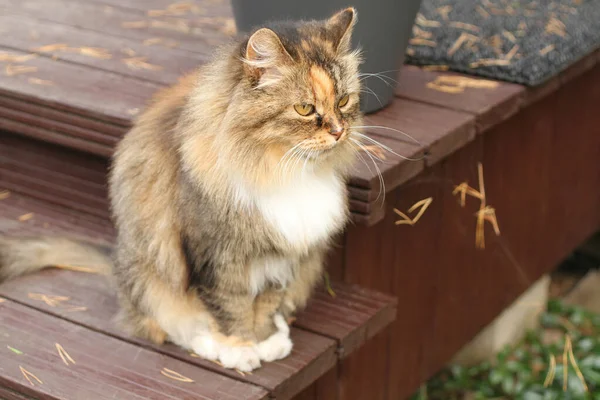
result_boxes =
[0,8,362,371]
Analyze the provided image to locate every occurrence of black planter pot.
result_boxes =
[231,0,422,113]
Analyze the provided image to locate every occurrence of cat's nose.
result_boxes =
[328,125,344,141]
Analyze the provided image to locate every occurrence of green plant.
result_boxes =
[412,300,600,399]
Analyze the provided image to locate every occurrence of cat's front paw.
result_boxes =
[191,334,220,361]
[219,345,261,372]
[257,314,293,362]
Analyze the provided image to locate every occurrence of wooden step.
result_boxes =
[0,191,397,399]
[0,0,482,226]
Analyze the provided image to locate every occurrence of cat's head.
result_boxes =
[229,8,362,172]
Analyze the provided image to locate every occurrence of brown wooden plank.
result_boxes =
[365,98,476,166]
[0,14,205,86]
[0,0,234,52]
[0,133,109,184]
[0,96,127,137]
[395,66,525,133]
[0,193,115,243]
[0,105,119,147]
[0,193,339,400]
[296,282,396,358]
[0,118,113,157]
[0,299,268,400]
[0,47,158,126]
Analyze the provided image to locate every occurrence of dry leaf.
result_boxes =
[121,48,137,57]
[539,44,555,56]
[122,57,163,71]
[6,65,38,77]
[545,16,566,37]
[55,343,76,366]
[476,6,490,19]
[64,306,87,313]
[448,21,480,33]
[28,293,70,307]
[409,38,437,47]
[502,30,517,43]
[28,78,54,86]
[415,13,441,28]
[150,19,191,33]
[34,43,69,52]
[504,44,519,61]
[394,197,433,226]
[412,26,433,39]
[0,53,38,63]
[20,366,43,386]
[79,47,112,59]
[426,82,465,93]
[160,368,194,383]
[436,5,452,20]
[422,65,449,71]
[362,145,386,160]
[447,32,479,56]
[122,21,149,28]
[544,354,557,387]
[469,58,511,68]
[18,213,34,222]
[143,37,179,48]
[0,190,10,200]
[428,75,499,94]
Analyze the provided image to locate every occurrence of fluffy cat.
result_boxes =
[0,8,362,372]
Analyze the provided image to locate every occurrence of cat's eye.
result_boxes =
[294,103,315,116]
[338,94,350,108]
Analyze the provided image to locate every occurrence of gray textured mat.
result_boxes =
[406,0,600,85]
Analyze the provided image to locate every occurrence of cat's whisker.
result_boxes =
[348,138,375,176]
[276,142,305,182]
[358,73,399,87]
[352,125,422,146]
[350,138,386,204]
[350,132,424,162]
[350,137,386,162]
[360,87,383,107]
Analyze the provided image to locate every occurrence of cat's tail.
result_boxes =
[0,236,112,282]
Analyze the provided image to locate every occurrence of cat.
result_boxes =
[0,7,362,372]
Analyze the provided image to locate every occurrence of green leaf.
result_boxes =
[547,299,564,314]
[489,369,504,385]
[577,338,595,352]
[521,391,544,400]
[502,376,516,395]
[6,345,22,355]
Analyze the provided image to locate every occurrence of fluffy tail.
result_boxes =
[0,236,112,282]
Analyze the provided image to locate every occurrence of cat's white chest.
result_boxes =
[256,173,346,248]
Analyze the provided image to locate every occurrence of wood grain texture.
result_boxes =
[396,66,525,133]
[0,299,268,400]
[337,64,600,400]
[0,191,397,399]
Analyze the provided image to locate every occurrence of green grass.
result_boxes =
[412,299,600,399]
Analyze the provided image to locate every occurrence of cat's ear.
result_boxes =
[326,7,357,53]
[244,28,293,86]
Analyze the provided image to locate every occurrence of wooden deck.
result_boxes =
[0,192,396,399]
[0,0,599,398]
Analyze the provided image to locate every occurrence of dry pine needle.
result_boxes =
[160,367,194,383]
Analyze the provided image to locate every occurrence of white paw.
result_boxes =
[218,345,261,372]
[191,334,220,361]
[257,331,293,362]
[273,313,290,334]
